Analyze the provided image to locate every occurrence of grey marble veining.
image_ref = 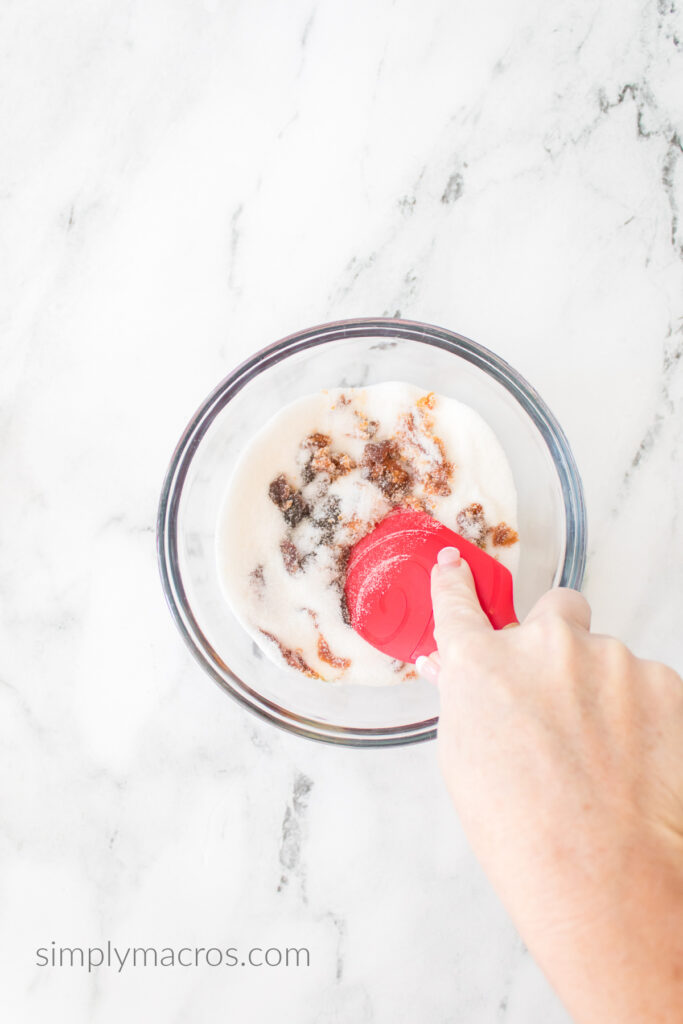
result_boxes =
[2,1,682,1022]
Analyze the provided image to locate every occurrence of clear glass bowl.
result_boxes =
[157,318,586,746]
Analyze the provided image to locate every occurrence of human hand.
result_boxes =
[419,547,683,1024]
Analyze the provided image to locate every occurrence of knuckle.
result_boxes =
[643,659,683,694]
[605,636,631,659]
[598,635,634,671]
[528,609,573,641]
[530,588,591,629]
[523,611,582,663]
[564,587,590,611]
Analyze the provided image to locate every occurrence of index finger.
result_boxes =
[431,547,493,657]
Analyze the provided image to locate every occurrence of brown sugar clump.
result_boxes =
[259,629,321,678]
[404,494,433,513]
[333,545,353,626]
[346,514,362,535]
[268,474,310,527]
[401,411,416,433]
[280,539,305,574]
[302,432,332,451]
[352,410,379,439]
[422,458,452,497]
[456,502,488,548]
[491,522,519,547]
[416,391,437,411]
[312,494,342,545]
[317,634,351,671]
[301,433,355,483]
[311,448,354,480]
[331,543,353,594]
[344,514,370,539]
[361,439,413,499]
[396,400,453,497]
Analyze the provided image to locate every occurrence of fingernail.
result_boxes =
[437,546,461,567]
[416,655,440,684]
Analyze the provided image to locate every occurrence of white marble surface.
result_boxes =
[2,1,683,1021]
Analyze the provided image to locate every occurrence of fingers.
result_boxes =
[431,546,493,656]
[416,651,441,684]
[418,543,494,680]
[524,587,592,631]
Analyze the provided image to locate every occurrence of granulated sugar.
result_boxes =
[216,382,519,686]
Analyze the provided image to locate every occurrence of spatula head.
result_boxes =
[344,508,518,663]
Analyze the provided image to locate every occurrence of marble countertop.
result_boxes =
[2,1,682,1021]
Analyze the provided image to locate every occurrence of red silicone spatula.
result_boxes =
[344,507,518,663]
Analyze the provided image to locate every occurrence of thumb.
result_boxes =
[431,547,493,657]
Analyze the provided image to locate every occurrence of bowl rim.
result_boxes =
[157,316,587,747]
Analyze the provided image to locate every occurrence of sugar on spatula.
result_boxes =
[344,507,518,664]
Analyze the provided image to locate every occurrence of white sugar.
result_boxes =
[216,382,520,686]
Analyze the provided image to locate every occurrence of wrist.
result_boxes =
[525,836,683,1024]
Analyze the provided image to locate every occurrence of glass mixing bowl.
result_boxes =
[157,318,586,746]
